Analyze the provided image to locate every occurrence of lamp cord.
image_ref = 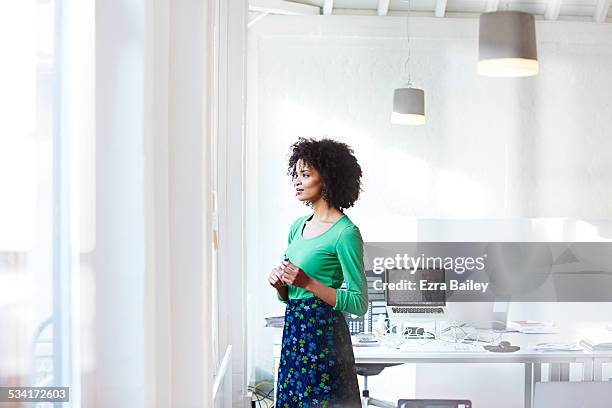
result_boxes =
[402,0,412,86]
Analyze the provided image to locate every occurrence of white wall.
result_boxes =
[144,0,216,406]
[246,15,612,407]
[92,1,216,406]
[214,1,249,407]
[94,1,146,406]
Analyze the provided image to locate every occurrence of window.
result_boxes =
[0,1,80,406]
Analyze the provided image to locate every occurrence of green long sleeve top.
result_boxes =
[276,213,369,316]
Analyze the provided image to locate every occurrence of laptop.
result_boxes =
[385,268,447,321]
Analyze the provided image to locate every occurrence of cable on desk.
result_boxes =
[437,320,506,345]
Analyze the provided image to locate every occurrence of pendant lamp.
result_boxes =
[391,88,425,125]
[478,11,538,77]
[391,1,425,125]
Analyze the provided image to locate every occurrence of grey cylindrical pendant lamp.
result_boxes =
[478,11,538,77]
[391,87,425,125]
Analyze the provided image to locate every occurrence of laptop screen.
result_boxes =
[385,268,446,306]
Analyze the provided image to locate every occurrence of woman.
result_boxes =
[268,137,369,408]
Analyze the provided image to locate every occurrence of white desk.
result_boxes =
[271,322,612,408]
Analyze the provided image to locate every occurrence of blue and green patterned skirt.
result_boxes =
[276,296,361,408]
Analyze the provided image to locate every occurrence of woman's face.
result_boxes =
[293,159,323,203]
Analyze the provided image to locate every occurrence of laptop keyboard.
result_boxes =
[392,307,444,314]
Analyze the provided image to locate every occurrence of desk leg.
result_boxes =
[560,363,570,381]
[533,363,541,383]
[577,358,593,381]
[593,358,608,381]
[524,363,533,408]
[549,363,561,381]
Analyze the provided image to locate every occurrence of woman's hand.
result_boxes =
[280,260,312,288]
[280,259,338,308]
[268,266,286,289]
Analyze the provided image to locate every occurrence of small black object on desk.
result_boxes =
[484,340,520,352]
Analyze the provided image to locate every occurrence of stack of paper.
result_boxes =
[351,336,380,347]
[580,338,612,351]
[507,320,558,334]
[264,316,285,328]
[533,342,583,352]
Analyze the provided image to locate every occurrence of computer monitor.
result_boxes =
[445,301,508,330]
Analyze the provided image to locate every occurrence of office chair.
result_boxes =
[533,381,612,408]
[356,363,401,408]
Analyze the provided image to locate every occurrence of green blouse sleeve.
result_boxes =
[276,216,305,304]
[333,225,368,316]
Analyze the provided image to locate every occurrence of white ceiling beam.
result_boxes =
[323,0,333,15]
[377,0,390,16]
[249,0,320,15]
[435,0,448,17]
[484,0,500,12]
[593,0,612,22]
[248,11,271,28]
[544,0,562,20]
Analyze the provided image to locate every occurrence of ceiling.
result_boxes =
[249,0,612,22]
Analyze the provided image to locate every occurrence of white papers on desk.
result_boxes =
[507,320,558,334]
[265,315,285,328]
[351,337,380,347]
[533,342,583,352]
[580,338,612,351]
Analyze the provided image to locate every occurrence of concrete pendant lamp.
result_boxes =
[478,11,539,77]
[392,88,425,125]
[392,2,425,125]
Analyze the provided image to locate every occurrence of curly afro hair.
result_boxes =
[287,137,363,211]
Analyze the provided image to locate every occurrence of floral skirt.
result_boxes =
[276,296,361,408]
